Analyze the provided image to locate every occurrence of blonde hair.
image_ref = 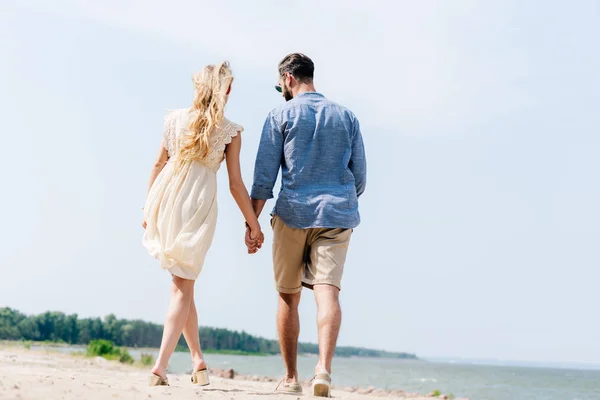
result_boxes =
[177,61,233,168]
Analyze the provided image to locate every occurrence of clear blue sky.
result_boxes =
[1,1,599,365]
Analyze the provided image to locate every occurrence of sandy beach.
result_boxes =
[0,345,467,400]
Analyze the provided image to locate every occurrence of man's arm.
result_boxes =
[250,111,283,212]
[349,117,367,197]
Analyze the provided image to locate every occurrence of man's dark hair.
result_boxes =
[278,53,314,83]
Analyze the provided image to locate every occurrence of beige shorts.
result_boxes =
[271,215,352,293]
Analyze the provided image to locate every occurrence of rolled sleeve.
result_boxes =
[251,112,283,200]
[250,184,274,200]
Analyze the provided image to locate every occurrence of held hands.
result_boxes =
[245,225,264,254]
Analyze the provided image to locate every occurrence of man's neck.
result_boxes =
[293,83,317,97]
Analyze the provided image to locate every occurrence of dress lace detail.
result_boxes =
[163,110,243,170]
[204,118,244,168]
[163,109,178,157]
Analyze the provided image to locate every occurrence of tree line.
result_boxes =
[0,308,417,359]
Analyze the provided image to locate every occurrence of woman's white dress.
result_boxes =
[143,109,243,280]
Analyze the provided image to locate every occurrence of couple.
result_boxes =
[142,53,366,397]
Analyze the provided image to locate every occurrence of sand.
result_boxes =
[0,346,466,400]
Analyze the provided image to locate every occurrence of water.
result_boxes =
[46,346,600,400]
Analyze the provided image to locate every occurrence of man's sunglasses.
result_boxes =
[275,84,282,93]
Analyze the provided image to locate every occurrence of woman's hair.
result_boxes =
[177,61,233,168]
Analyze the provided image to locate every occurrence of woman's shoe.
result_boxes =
[191,368,210,386]
[149,373,169,387]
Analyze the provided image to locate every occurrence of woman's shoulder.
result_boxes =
[165,108,189,121]
[218,117,244,135]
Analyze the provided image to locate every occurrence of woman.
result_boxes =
[142,62,263,386]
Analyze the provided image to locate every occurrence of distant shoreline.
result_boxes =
[2,339,421,360]
[7,340,597,373]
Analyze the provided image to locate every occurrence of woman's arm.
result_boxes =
[142,141,169,229]
[225,133,264,251]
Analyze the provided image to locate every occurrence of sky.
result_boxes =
[1,0,599,365]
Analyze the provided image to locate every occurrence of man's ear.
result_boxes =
[285,72,296,88]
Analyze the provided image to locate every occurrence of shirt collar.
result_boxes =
[295,92,324,98]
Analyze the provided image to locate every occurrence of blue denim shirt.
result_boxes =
[251,92,366,229]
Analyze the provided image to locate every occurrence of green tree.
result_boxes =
[0,307,417,360]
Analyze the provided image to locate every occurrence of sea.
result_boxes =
[49,346,600,400]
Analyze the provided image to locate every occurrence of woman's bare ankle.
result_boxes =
[151,363,167,379]
[191,354,207,371]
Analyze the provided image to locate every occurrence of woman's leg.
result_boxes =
[182,287,207,371]
[151,275,195,378]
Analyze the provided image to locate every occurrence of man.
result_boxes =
[246,53,366,397]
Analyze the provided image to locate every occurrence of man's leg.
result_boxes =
[271,216,306,392]
[277,291,302,381]
[304,228,351,377]
[313,285,342,374]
